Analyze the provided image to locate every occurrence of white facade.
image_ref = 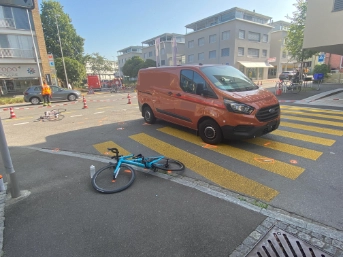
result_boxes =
[303,0,343,55]
[0,4,41,94]
[117,46,142,77]
[141,33,185,66]
[184,7,273,80]
[86,60,118,80]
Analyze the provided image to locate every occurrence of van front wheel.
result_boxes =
[143,106,156,124]
[199,119,223,145]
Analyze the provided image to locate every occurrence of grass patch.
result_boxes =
[0,96,25,105]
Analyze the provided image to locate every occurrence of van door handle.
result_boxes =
[167,92,173,96]
[176,93,181,97]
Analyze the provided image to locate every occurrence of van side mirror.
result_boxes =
[196,83,217,98]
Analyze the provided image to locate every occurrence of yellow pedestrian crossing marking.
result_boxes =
[129,133,278,201]
[270,130,335,146]
[281,122,343,136]
[283,115,343,128]
[281,106,343,115]
[93,141,131,156]
[282,110,343,121]
[245,137,322,160]
[158,127,304,179]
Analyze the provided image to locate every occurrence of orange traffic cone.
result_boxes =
[127,94,131,104]
[127,93,130,98]
[260,81,263,85]
[9,107,16,119]
[82,96,88,109]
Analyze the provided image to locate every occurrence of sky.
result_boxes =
[37,0,298,61]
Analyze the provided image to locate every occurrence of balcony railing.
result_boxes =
[0,48,35,58]
[0,18,15,28]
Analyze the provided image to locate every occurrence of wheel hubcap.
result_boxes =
[145,111,151,121]
[204,126,216,139]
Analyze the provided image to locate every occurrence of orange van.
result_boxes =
[137,64,280,144]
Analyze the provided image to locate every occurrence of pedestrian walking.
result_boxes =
[41,80,52,106]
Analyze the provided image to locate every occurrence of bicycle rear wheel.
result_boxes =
[48,114,65,121]
[91,164,135,194]
[291,84,302,94]
[151,158,185,172]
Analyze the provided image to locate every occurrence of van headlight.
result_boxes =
[224,99,254,114]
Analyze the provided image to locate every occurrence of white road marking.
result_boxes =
[14,122,29,125]
[70,115,83,117]
[94,112,105,114]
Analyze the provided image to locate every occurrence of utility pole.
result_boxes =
[55,14,69,87]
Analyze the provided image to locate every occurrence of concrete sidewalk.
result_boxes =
[2,147,343,256]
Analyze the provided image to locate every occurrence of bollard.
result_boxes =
[83,96,88,109]
[0,175,5,191]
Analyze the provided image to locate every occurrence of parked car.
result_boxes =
[279,71,296,80]
[24,85,82,105]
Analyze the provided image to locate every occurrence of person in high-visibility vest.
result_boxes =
[41,80,52,106]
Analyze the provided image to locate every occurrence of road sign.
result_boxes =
[318,54,325,62]
[268,57,276,63]
[49,61,55,67]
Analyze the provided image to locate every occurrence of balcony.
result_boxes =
[0,48,35,58]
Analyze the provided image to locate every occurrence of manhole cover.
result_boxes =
[246,226,332,256]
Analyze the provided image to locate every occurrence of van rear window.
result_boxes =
[200,66,258,92]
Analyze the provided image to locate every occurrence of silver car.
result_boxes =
[23,85,82,105]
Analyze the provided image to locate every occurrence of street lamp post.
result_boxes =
[54,15,69,87]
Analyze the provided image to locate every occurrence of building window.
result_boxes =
[161,60,165,65]
[248,48,259,58]
[188,40,194,48]
[334,0,343,11]
[161,48,165,54]
[209,50,216,59]
[282,51,287,58]
[198,52,204,61]
[262,34,268,43]
[149,51,152,57]
[198,37,204,46]
[221,48,230,57]
[238,47,244,56]
[248,32,260,42]
[188,54,194,63]
[239,30,245,39]
[222,31,230,40]
[209,34,216,43]
[262,50,267,57]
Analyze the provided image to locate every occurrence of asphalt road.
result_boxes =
[1,90,343,231]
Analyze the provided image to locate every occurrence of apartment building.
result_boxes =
[303,0,343,55]
[85,60,119,80]
[0,0,50,95]
[117,46,142,77]
[269,21,297,78]
[141,33,185,66]
[184,7,273,80]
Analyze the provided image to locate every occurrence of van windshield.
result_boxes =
[200,66,259,92]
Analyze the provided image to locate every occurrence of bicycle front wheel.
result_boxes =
[292,84,302,94]
[48,114,65,121]
[152,158,185,171]
[91,164,135,194]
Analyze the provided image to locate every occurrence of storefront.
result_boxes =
[0,64,40,95]
[237,61,274,80]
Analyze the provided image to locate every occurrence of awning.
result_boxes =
[238,61,274,68]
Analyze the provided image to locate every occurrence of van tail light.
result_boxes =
[223,99,254,114]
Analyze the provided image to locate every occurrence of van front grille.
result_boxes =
[255,104,280,122]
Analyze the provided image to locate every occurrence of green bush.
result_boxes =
[0,97,25,105]
[313,64,330,77]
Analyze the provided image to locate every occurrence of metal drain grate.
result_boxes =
[246,227,333,257]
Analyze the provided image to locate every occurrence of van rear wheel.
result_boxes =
[143,106,156,124]
[199,119,223,145]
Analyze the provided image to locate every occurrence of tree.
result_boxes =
[55,57,86,87]
[122,57,156,78]
[313,64,330,77]
[87,53,113,80]
[285,0,318,63]
[40,1,85,62]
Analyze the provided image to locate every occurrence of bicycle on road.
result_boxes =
[34,108,66,122]
[275,78,302,94]
[91,148,185,194]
